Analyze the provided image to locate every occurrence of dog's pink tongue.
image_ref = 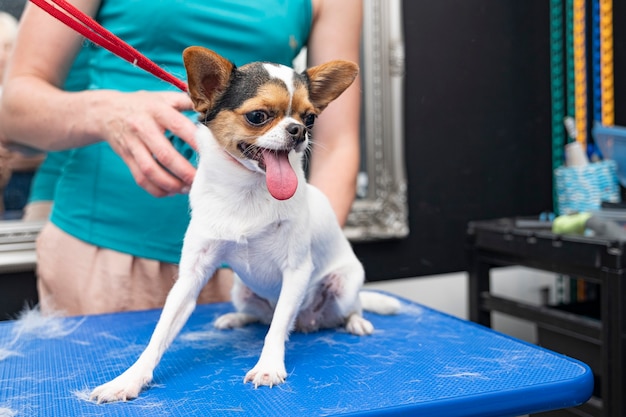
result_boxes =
[263,150,297,200]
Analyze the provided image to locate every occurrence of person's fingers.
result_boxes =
[109,122,190,196]
[147,138,195,189]
[103,91,199,196]
[137,117,197,187]
[160,91,194,112]
[113,139,173,197]
[126,161,171,197]
[133,148,188,196]
[156,92,200,151]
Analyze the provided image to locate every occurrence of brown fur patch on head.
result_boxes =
[208,78,316,156]
[209,110,255,156]
[209,97,286,158]
[290,82,317,122]
[240,82,292,119]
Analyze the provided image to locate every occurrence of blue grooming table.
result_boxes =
[0,296,592,416]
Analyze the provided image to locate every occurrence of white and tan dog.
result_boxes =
[91,47,400,403]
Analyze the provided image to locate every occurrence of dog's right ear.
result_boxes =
[183,46,235,115]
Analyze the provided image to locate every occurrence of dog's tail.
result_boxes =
[359,291,402,315]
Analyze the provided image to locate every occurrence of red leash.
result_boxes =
[29,0,188,92]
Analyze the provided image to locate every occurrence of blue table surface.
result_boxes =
[0,295,592,417]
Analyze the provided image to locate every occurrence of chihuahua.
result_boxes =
[90,47,401,402]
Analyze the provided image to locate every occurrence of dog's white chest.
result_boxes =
[225,220,306,299]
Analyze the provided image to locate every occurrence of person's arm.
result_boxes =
[0,1,197,197]
[307,0,362,226]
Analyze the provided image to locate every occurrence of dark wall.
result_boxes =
[355,1,554,281]
[0,0,26,18]
[0,271,37,320]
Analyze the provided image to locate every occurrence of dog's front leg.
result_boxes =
[245,261,313,388]
[90,236,221,403]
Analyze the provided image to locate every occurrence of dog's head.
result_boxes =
[182,46,359,200]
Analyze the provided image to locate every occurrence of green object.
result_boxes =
[552,212,593,235]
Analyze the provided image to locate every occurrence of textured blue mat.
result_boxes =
[0,296,592,416]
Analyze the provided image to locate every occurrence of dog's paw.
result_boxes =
[89,366,153,403]
[244,361,287,388]
[345,314,374,336]
[214,312,257,329]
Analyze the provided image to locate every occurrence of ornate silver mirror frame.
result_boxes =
[344,0,409,241]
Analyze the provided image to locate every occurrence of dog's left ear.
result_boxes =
[305,60,359,111]
[183,46,235,115]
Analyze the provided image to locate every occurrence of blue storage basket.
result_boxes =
[555,159,620,214]
[593,124,626,187]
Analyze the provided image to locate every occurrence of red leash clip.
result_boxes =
[29,0,188,92]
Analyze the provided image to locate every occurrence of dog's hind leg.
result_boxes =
[345,312,374,335]
[90,235,222,403]
[331,263,375,336]
[214,277,274,329]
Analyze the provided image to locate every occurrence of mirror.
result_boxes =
[345,0,408,241]
[0,0,409,270]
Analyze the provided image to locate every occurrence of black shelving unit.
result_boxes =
[467,218,626,417]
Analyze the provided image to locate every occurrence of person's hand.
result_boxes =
[91,90,199,197]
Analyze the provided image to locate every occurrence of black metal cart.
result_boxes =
[467,218,626,417]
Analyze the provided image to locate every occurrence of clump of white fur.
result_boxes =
[0,306,84,362]
[0,407,17,417]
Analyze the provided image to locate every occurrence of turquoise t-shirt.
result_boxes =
[50,0,312,263]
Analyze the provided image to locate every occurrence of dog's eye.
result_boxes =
[245,111,270,126]
[304,114,316,129]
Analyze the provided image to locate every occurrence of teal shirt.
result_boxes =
[51,0,312,263]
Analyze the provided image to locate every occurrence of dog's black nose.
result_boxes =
[286,123,306,143]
